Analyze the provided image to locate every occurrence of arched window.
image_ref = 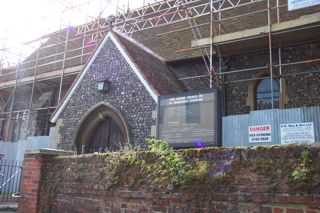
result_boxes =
[255,78,279,110]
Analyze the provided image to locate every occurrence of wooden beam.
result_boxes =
[192,13,320,47]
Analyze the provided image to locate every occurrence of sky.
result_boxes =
[0,0,155,68]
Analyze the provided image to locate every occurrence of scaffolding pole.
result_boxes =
[178,57,320,80]
[58,25,70,104]
[24,36,47,138]
[4,59,20,141]
[267,0,274,109]
[209,0,214,88]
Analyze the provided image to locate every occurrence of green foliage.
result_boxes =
[292,149,312,183]
[197,161,208,176]
[147,138,170,153]
[120,146,145,166]
[301,149,310,160]
[144,138,208,188]
[292,168,310,182]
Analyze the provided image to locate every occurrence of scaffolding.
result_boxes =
[0,0,319,141]
[105,0,320,111]
[0,0,112,141]
[0,0,152,141]
[0,19,110,140]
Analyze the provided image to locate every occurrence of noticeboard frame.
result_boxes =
[156,89,222,148]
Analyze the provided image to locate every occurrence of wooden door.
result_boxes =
[88,116,125,152]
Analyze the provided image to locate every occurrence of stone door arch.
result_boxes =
[74,102,131,154]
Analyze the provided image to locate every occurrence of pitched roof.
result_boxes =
[50,31,186,123]
[113,32,186,96]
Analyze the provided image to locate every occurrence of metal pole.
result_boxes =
[4,58,21,141]
[276,0,280,23]
[80,24,87,64]
[178,57,320,80]
[209,0,213,88]
[183,3,210,74]
[225,76,271,84]
[278,47,283,108]
[225,69,320,84]
[276,0,282,108]
[223,66,269,75]
[218,0,221,35]
[274,58,320,67]
[26,46,41,137]
[57,26,70,104]
[53,16,63,71]
[267,0,274,109]
[175,45,211,53]
[179,74,210,80]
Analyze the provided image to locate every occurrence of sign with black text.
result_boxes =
[280,122,315,144]
[288,0,320,10]
[157,90,221,148]
[248,125,272,143]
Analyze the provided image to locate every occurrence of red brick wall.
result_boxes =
[18,150,72,213]
[18,153,47,213]
[18,146,320,213]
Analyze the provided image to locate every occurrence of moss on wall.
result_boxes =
[39,144,320,212]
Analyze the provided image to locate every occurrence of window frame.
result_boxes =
[254,77,280,110]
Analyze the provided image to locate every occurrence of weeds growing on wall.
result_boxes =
[291,149,313,191]
[38,144,320,212]
[142,138,208,188]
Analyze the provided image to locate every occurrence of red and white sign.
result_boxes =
[248,125,272,143]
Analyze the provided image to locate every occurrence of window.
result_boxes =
[255,78,279,110]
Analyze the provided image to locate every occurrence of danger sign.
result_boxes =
[248,125,272,143]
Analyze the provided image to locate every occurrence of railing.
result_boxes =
[0,159,22,202]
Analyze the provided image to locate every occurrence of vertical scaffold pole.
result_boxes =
[267,0,274,109]
[5,57,21,141]
[209,0,213,88]
[276,0,283,108]
[58,26,70,104]
[26,44,41,137]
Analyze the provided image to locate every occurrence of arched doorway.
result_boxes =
[74,102,131,154]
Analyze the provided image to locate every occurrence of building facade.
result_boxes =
[0,0,319,151]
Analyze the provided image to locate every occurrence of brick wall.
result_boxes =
[57,37,156,151]
[18,145,320,213]
[17,149,72,213]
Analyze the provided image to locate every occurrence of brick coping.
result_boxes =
[24,148,74,156]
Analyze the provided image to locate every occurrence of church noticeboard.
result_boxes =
[157,89,222,148]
